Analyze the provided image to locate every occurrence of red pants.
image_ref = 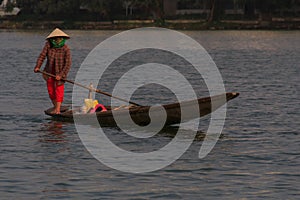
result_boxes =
[47,78,64,102]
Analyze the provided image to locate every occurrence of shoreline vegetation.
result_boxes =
[1,18,300,30]
[1,1,300,30]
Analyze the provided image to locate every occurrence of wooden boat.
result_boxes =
[45,92,239,127]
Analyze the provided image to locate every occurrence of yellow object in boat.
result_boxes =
[84,99,99,111]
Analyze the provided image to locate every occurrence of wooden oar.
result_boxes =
[37,70,141,106]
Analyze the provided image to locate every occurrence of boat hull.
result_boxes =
[45,92,239,127]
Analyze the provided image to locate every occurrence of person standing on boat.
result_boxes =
[34,28,71,114]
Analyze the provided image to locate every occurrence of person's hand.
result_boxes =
[34,68,39,73]
[56,75,62,81]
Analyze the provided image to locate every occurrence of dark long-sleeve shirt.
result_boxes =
[35,41,71,84]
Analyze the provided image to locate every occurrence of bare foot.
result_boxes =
[55,110,61,114]
[50,110,60,115]
[56,102,62,114]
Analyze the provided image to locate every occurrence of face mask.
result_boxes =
[50,38,66,48]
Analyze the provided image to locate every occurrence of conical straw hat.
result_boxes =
[46,28,70,39]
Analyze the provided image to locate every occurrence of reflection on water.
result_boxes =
[35,121,75,198]
[39,121,67,143]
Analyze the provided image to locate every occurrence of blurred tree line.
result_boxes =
[15,0,162,20]
[12,0,300,21]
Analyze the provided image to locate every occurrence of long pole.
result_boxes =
[37,70,141,106]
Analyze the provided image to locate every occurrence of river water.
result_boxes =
[0,29,299,199]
